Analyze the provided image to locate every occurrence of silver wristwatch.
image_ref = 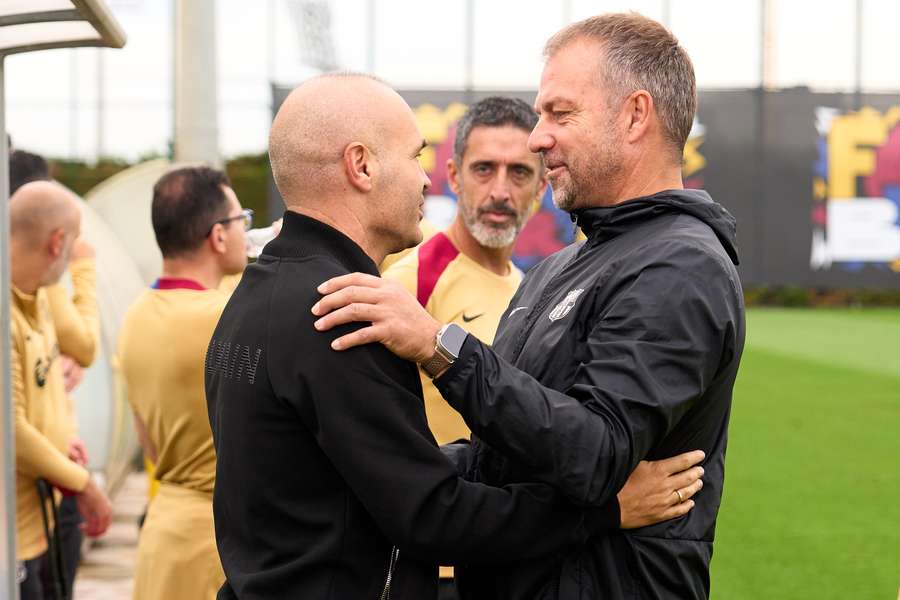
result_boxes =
[420,323,468,379]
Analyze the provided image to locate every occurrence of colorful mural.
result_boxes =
[812,106,900,273]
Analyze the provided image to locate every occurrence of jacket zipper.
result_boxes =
[378,546,400,600]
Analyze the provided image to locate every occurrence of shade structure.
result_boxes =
[0,2,126,598]
[0,0,125,55]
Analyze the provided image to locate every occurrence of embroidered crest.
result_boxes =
[549,289,585,322]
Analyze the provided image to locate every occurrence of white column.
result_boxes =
[174,0,221,166]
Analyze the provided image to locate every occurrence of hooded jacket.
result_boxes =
[436,190,746,599]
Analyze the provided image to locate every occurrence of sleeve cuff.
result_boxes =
[433,334,479,397]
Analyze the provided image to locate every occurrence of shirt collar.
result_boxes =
[262,210,380,276]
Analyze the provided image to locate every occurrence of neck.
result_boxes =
[607,155,683,206]
[445,219,512,276]
[161,255,223,290]
[10,244,43,295]
[286,204,388,265]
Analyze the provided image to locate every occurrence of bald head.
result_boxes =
[268,73,415,207]
[9,180,82,291]
[10,180,81,247]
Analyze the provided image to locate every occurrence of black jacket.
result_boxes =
[436,190,746,599]
[205,211,611,600]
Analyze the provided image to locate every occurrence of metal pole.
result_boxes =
[464,0,474,103]
[69,50,79,158]
[0,56,21,600]
[366,0,376,74]
[760,0,774,89]
[96,48,105,161]
[267,0,276,83]
[854,0,863,109]
[753,0,769,284]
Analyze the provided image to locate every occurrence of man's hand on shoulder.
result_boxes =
[617,450,705,529]
[312,272,440,363]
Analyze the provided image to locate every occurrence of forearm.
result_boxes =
[47,258,100,366]
[435,336,631,507]
[15,410,90,492]
[440,441,473,478]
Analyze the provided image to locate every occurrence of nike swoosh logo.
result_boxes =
[462,313,484,323]
[508,306,528,317]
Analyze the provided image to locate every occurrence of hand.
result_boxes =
[68,437,89,467]
[312,273,441,363]
[270,217,283,236]
[60,355,84,393]
[617,450,705,529]
[76,477,113,537]
[70,237,95,260]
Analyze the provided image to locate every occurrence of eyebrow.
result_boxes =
[470,160,536,173]
[535,96,571,114]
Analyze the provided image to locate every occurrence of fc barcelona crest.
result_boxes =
[549,288,584,322]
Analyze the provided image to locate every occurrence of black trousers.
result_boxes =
[20,496,83,600]
[19,554,46,600]
[438,578,461,600]
[40,495,83,595]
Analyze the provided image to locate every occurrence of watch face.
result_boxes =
[440,323,468,358]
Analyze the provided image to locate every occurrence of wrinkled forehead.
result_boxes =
[535,39,606,111]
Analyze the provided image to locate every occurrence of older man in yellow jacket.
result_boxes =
[9,181,112,599]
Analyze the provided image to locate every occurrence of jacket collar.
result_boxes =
[262,210,380,276]
[571,188,740,265]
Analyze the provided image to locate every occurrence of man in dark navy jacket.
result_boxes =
[206,73,704,600]
[314,14,745,600]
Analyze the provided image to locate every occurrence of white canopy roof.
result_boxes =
[0,0,125,56]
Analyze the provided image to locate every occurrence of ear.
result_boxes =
[208,223,228,255]
[343,142,375,193]
[446,158,461,196]
[624,90,654,144]
[47,228,66,259]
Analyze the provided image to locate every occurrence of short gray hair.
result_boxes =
[453,96,539,164]
[545,13,696,159]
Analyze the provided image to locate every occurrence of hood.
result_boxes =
[571,189,740,265]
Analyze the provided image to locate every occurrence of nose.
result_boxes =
[528,119,553,154]
[490,168,512,203]
[422,170,432,194]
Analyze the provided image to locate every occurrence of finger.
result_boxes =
[676,478,704,502]
[660,499,696,521]
[314,303,380,333]
[312,285,382,317]
[657,449,705,475]
[330,325,383,351]
[317,272,382,295]
[668,465,705,491]
[81,517,100,537]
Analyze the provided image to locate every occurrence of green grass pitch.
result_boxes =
[711,308,900,599]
